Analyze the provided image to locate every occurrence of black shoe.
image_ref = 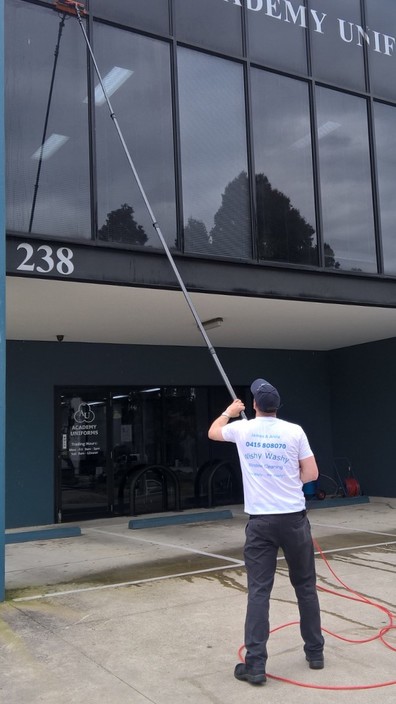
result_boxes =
[306,655,324,670]
[234,663,266,685]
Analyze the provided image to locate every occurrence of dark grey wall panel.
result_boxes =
[330,338,396,498]
[8,235,396,308]
[6,340,333,527]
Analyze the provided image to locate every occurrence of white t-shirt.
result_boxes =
[221,416,313,515]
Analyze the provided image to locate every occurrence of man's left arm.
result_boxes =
[299,455,319,484]
[208,399,245,441]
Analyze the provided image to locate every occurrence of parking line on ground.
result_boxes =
[85,527,244,563]
[11,533,396,603]
[310,521,396,537]
[12,562,245,602]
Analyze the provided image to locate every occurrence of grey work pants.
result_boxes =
[243,511,324,672]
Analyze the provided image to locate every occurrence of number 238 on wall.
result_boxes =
[17,242,74,276]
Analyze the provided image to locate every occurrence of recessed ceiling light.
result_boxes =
[83,66,134,106]
[31,134,69,160]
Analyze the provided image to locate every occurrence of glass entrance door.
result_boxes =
[57,387,164,520]
[56,385,200,521]
[58,391,109,520]
[112,388,163,513]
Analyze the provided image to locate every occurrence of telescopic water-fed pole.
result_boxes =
[29,12,68,232]
[54,0,247,418]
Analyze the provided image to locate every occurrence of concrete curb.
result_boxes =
[5,526,82,544]
[306,496,370,509]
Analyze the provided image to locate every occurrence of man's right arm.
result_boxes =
[208,399,245,441]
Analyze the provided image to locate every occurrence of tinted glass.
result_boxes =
[89,0,169,35]
[308,0,366,91]
[5,0,91,238]
[93,24,176,249]
[374,102,396,275]
[174,0,243,55]
[251,70,317,265]
[247,0,307,74]
[163,387,197,472]
[178,48,251,259]
[111,388,164,515]
[60,392,108,517]
[316,87,376,273]
[366,0,396,101]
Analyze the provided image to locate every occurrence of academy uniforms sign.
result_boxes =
[223,0,396,57]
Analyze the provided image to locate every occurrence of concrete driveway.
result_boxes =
[2,498,396,703]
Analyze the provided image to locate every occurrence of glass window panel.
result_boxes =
[60,392,108,516]
[308,0,365,91]
[89,0,170,35]
[163,386,197,483]
[374,102,396,275]
[316,87,376,272]
[366,0,396,101]
[178,48,251,259]
[5,0,91,238]
[247,0,307,74]
[174,0,243,55]
[93,24,176,249]
[251,69,317,265]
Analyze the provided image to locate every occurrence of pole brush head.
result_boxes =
[54,1,87,16]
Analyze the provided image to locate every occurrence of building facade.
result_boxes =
[5,0,396,528]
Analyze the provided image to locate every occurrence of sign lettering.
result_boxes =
[222,0,395,58]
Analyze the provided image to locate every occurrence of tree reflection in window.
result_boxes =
[183,170,338,268]
[183,171,250,258]
[257,173,314,265]
[184,217,209,250]
[210,171,251,256]
[256,172,338,267]
[98,203,148,246]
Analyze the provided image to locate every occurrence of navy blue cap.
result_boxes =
[250,378,281,412]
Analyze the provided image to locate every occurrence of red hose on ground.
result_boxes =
[238,537,396,690]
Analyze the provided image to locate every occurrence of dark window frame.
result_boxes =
[6,0,396,280]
